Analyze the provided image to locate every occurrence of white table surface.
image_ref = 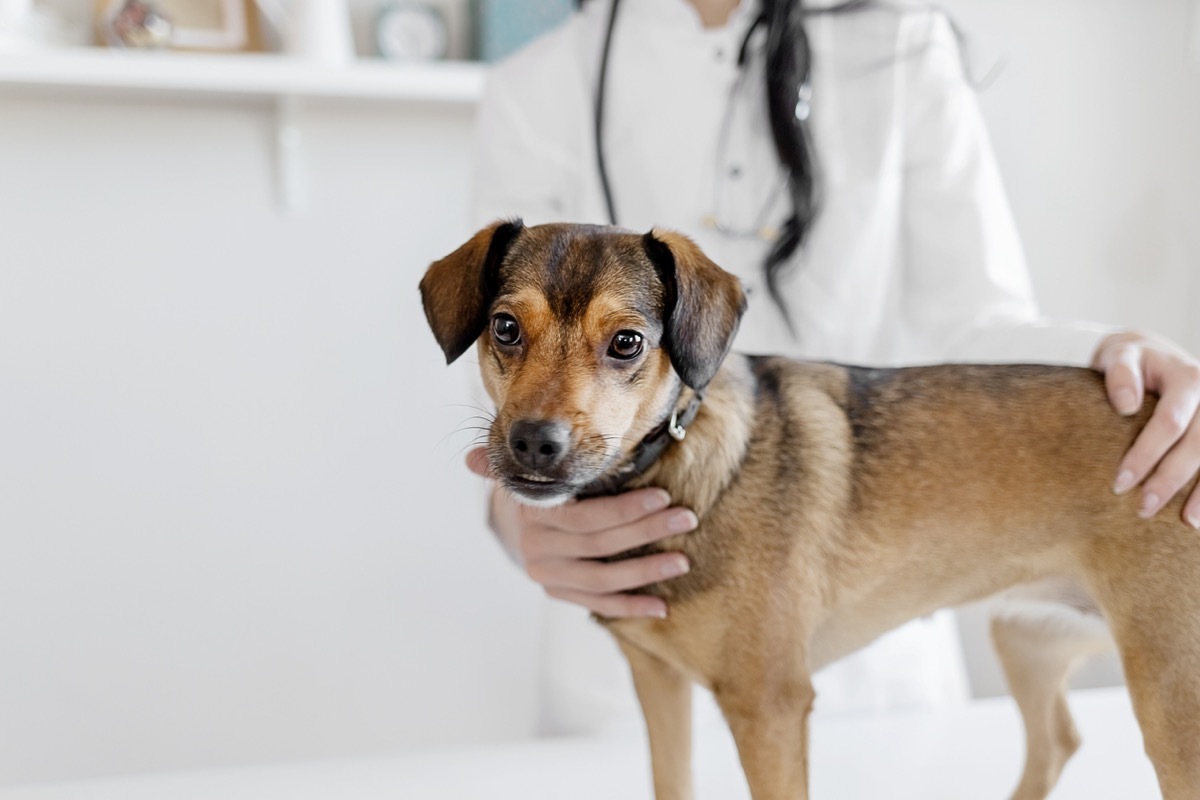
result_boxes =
[0,688,1158,800]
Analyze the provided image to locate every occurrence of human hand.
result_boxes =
[465,447,698,617]
[1093,331,1200,527]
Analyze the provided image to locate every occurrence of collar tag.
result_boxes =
[667,410,687,442]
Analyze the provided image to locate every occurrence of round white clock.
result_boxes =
[376,2,448,61]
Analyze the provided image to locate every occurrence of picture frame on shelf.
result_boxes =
[94,0,264,51]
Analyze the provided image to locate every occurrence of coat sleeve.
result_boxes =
[894,11,1112,367]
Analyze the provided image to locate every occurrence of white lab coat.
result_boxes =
[471,0,1113,734]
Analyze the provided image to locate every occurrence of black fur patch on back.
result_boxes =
[747,356,806,487]
[841,365,897,453]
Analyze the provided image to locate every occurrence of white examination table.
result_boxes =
[0,688,1157,800]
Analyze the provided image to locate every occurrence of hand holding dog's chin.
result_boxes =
[1093,331,1200,527]
[465,447,696,619]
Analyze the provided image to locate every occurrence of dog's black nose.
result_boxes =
[509,419,571,472]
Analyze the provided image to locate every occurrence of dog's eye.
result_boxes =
[608,331,644,360]
[491,314,521,346]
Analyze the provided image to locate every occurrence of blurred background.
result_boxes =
[0,0,1197,789]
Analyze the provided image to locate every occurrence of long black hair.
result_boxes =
[758,0,871,325]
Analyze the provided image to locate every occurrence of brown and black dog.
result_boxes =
[420,221,1200,800]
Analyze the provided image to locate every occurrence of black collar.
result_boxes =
[576,389,705,499]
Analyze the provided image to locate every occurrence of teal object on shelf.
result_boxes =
[473,0,574,62]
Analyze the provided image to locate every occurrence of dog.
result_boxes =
[420,220,1200,800]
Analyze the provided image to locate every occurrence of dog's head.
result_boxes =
[420,221,746,505]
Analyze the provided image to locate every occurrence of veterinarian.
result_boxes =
[462,0,1200,730]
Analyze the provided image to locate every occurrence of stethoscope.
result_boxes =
[592,0,624,226]
[592,0,811,240]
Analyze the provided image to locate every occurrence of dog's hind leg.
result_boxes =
[617,638,694,800]
[990,597,1112,800]
[1120,645,1200,800]
[1089,531,1200,800]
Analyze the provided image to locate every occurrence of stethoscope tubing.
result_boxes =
[594,0,622,226]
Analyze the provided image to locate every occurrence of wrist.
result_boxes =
[486,484,525,566]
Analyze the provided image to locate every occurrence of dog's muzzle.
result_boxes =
[498,418,586,505]
[508,418,570,473]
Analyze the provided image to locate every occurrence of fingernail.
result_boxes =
[1116,388,1138,415]
[1139,492,1160,519]
[667,509,698,534]
[1113,470,1136,495]
[660,556,689,578]
[1187,512,1200,530]
[643,489,671,512]
[648,605,668,620]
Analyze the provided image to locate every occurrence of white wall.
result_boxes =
[947,0,1200,351]
[0,0,1197,787]
[0,95,542,785]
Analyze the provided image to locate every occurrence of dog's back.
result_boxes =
[728,360,1152,653]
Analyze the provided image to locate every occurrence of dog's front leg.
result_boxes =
[714,674,815,800]
[617,638,694,800]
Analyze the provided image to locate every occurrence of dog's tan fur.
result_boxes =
[421,222,1200,800]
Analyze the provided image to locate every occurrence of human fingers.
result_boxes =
[520,506,698,561]
[528,551,690,596]
[1095,337,1145,417]
[1111,350,1200,516]
[543,586,669,619]
[463,448,492,479]
[542,488,673,534]
[465,446,492,478]
[1138,417,1200,527]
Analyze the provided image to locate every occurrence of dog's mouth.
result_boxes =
[501,473,576,506]
[514,472,557,484]
[494,456,622,506]
[488,426,626,506]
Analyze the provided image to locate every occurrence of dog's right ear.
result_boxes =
[420,219,523,364]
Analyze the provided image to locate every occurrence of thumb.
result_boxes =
[465,446,493,478]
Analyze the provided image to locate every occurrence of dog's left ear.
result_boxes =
[643,229,747,390]
[420,219,524,364]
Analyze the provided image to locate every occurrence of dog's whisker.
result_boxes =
[449,440,491,462]
[453,411,496,422]
[446,403,497,422]
[577,432,622,451]
[437,421,497,453]
[453,424,494,434]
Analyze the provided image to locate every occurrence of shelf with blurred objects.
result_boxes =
[0,46,484,104]
[0,0,576,105]
[0,0,574,211]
